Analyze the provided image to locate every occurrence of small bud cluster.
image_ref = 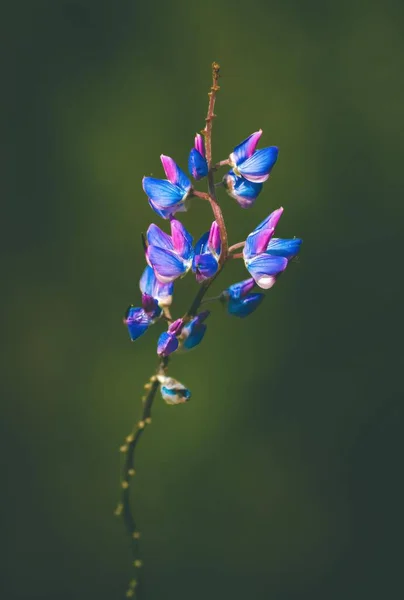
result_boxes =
[124,67,302,403]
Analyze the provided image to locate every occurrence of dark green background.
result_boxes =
[3,1,403,598]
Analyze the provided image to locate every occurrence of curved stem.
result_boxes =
[228,241,245,253]
[118,358,168,597]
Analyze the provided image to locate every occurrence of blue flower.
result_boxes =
[222,278,265,318]
[157,375,191,405]
[124,306,152,342]
[143,155,192,219]
[139,265,174,307]
[180,311,210,350]
[188,133,208,180]
[192,221,221,283]
[223,170,263,208]
[146,219,193,283]
[229,130,278,183]
[243,208,290,289]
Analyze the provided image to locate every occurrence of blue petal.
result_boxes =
[148,199,175,219]
[226,278,256,300]
[243,208,284,260]
[139,266,173,306]
[230,130,262,165]
[266,237,302,259]
[237,147,278,183]
[193,231,209,255]
[142,177,186,208]
[224,171,263,209]
[157,332,179,357]
[182,323,207,350]
[146,223,174,251]
[188,148,208,180]
[175,164,192,193]
[124,307,151,341]
[228,293,265,318]
[147,246,188,283]
[192,253,218,281]
[246,253,288,288]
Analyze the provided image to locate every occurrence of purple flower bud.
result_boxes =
[157,331,179,357]
[141,293,162,319]
[168,318,184,336]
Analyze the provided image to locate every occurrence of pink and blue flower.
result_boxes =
[229,130,278,183]
[146,219,194,284]
[243,208,301,289]
[188,134,208,180]
[192,221,221,282]
[143,155,192,219]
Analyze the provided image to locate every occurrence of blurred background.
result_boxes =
[2,0,403,598]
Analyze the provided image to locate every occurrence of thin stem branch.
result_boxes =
[118,357,168,597]
[193,190,210,201]
[228,241,245,252]
[213,159,230,171]
[202,62,228,264]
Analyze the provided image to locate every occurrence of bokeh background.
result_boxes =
[2,1,404,598]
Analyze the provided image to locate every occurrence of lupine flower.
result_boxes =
[157,319,184,357]
[223,170,263,208]
[180,311,210,350]
[139,265,174,308]
[188,134,208,180]
[157,375,191,405]
[228,130,278,183]
[192,221,221,282]
[124,306,152,341]
[243,207,289,289]
[221,278,265,318]
[146,219,193,283]
[143,155,192,219]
